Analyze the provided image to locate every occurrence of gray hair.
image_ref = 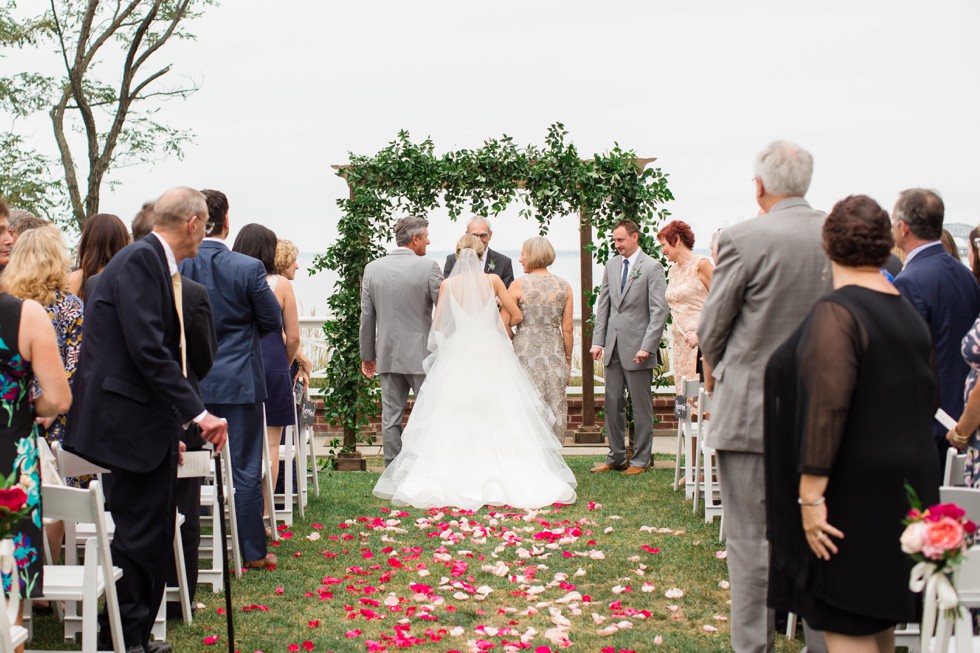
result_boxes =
[467,216,492,233]
[754,140,814,197]
[8,209,47,234]
[710,229,722,256]
[394,215,429,247]
[893,188,944,241]
[154,187,207,229]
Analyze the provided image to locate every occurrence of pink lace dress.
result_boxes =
[664,255,710,385]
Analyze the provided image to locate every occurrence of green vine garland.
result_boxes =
[311,123,674,466]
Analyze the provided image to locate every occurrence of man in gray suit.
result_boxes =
[360,216,443,466]
[698,141,831,653]
[589,219,669,475]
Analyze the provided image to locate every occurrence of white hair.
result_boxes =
[467,216,492,233]
[754,140,813,197]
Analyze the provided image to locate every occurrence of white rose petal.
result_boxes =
[703,625,719,633]
[665,587,685,599]
[597,626,619,637]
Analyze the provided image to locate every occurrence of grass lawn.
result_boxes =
[28,455,806,653]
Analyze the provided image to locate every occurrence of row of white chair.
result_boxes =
[671,377,724,540]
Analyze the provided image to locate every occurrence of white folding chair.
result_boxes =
[296,390,320,502]
[919,544,980,652]
[260,409,281,542]
[0,539,29,653]
[944,448,969,487]
[940,487,980,525]
[50,442,191,641]
[672,377,700,497]
[35,481,125,653]
[198,444,243,593]
[693,388,724,537]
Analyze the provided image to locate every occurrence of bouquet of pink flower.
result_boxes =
[902,484,977,646]
[901,487,977,567]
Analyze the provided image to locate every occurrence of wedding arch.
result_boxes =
[312,123,673,470]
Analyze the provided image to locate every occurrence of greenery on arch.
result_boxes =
[311,123,674,463]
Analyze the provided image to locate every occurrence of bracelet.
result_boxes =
[798,496,826,506]
[953,427,971,443]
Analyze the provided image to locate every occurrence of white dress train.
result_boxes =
[372,260,577,511]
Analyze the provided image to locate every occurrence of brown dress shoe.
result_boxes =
[590,463,628,473]
[622,466,647,476]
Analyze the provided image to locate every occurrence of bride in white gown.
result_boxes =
[373,235,578,510]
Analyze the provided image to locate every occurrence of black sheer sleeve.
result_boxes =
[797,299,868,475]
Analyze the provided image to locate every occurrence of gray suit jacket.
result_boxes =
[360,248,443,375]
[591,249,669,371]
[698,197,832,453]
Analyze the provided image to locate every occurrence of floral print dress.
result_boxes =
[33,290,87,487]
[963,316,980,487]
[0,293,42,598]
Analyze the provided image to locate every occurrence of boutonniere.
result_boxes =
[629,268,642,280]
[488,260,497,272]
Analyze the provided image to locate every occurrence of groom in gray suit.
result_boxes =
[698,141,831,653]
[360,216,443,466]
[589,219,669,475]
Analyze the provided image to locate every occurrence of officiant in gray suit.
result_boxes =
[589,219,669,475]
[698,140,831,653]
[360,216,443,466]
[443,216,515,287]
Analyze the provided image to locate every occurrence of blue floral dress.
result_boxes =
[963,316,980,486]
[0,293,42,598]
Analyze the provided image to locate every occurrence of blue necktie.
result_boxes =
[621,258,630,292]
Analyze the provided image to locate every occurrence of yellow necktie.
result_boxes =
[171,272,187,377]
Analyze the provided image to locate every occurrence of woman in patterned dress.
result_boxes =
[946,314,980,485]
[0,199,72,623]
[509,237,573,442]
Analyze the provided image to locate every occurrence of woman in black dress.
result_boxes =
[764,195,939,652]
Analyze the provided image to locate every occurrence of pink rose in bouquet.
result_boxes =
[921,516,967,560]
[901,520,928,555]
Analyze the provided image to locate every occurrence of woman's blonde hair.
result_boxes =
[521,236,556,270]
[455,234,485,258]
[1,224,71,306]
[276,239,299,275]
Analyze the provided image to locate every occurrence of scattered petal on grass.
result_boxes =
[715,550,727,559]
[344,630,361,638]
[307,620,320,628]
[665,587,685,599]
[202,636,220,645]
[703,625,719,632]
[305,532,320,541]
[719,580,731,590]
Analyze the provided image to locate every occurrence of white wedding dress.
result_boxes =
[372,249,577,511]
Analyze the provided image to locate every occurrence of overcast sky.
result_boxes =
[13,0,980,254]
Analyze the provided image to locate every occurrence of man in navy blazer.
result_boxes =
[67,187,228,653]
[179,189,282,569]
[893,188,980,474]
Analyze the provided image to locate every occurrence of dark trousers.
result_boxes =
[206,401,266,563]
[101,444,178,648]
[166,472,201,615]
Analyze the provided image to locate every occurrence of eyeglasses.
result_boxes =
[471,232,490,240]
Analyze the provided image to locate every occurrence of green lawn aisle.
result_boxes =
[29,456,806,652]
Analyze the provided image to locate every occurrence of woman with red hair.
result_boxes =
[657,220,713,385]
